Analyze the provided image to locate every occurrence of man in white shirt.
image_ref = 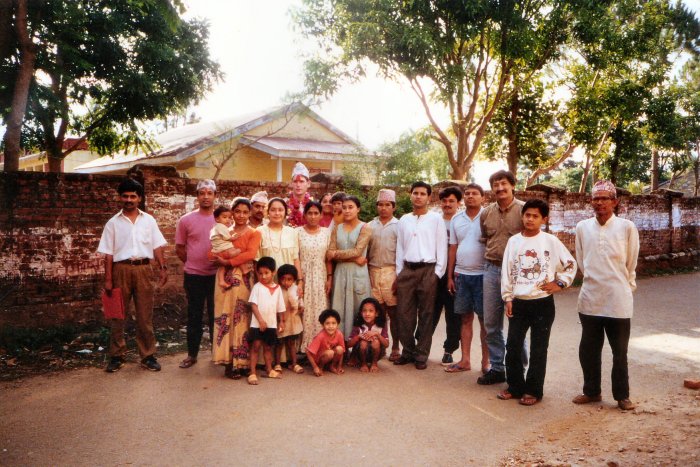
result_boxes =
[98,178,168,373]
[393,181,448,369]
[572,180,639,411]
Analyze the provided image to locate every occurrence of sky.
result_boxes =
[185,0,700,185]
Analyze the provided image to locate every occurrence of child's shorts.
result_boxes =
[247,327,277,346]
[350,342,386,362]
[277,333,301,344]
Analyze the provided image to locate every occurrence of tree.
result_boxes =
[295,0,577,180]
[376,130,450,186]
[1,0,221,171]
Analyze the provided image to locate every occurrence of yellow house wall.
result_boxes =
[245,113,348,143]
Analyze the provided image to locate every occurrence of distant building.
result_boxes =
[0,138,99,172]
[72,103,377,182]
[643,170,699,197]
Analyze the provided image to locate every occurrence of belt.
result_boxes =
[487,258,502,267]
[116,258,150,266]
[404,261,435,270]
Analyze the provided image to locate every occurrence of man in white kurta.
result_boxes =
[572,180,639,411]
[393,181,447,369]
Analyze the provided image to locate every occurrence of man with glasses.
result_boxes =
[572,180,639,411]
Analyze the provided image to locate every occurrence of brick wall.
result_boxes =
[0,168,697,327]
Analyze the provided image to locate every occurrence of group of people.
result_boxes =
[97,162,639,410]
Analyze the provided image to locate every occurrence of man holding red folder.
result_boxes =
[98,178,168,373]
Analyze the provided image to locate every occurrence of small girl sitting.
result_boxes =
[346,297,389,373]
[210,206,240,288]
[274,264,305,375]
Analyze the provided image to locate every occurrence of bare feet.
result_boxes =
[360,365,369,373]
[329,366,344,374]
[369,363,379,373]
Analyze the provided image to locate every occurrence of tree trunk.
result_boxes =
[506,91,519,174]
[579,153,592,193]
[2,0,37,172]
[47,143,63,172]
[694,144,699,197]
[651,147,659,190]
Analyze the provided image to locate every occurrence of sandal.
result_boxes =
[247,374,258,385]
[293,364,305,374]
[273,364,283,372]
[497,389,518,400]
[267,369,282,379]
[444,363,470,373]
[388,350,401,362]
[179,356,197,369]
[519,394,540,406]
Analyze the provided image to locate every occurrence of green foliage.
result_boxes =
[0,0,221,161]
[376,130,450,185]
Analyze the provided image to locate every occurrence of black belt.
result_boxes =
[404,261,434,270]
[116,258,150,266]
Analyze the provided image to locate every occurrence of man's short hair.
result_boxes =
[410,181,432,196]
[522,198,549,218]
[256,256,276,272]
[319,309,341,324]
[464,183,484,196]
[213,206,231,219]
[488,170,516,188]
[439,186,463,202]
[330,192,347,204]
[117,178,144,197]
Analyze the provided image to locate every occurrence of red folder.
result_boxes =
[102,288,125,320]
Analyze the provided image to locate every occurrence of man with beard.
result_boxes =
[175,179,218,369]
[98,178,168,373]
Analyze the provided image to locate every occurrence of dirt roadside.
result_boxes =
[1,273,699,466]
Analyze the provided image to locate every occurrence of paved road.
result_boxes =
[1,273,699,466]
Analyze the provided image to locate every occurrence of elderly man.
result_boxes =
[98,178,168,373]
[478,170,524,385]
[175,179,217,369]
[573,180,639,411]
[287,162,313,227]
[249,190,268,229]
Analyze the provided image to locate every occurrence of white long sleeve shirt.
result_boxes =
[575,215,639,318]
[395,210,448,278]
[501,231,577,302]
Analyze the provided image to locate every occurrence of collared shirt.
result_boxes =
[367,216,399,268]
[576,214,639,318]
[449,208,486,275]
[97,209,167,262]
[395,210,448,278]
[175,209,218,276]
[480,198,525,263]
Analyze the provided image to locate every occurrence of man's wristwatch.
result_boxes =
[555,279,565,289]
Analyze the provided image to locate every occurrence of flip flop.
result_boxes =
[293,364,305,374]
[273,364,283,372]
[444,363,470,373]
[267,369,282,379]
[388,351,401,362]
[519,394,540,406]
[179,357,196,369]
[247,374,258,385]
[497,389,518,400]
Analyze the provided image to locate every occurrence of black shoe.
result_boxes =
[393,356,415,365]
[477,369,506,385]
[141,356,161,372]
[105,357,125,373]
[441,353,453,366]
[415,361,428,370]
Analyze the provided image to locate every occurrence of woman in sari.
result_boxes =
[211,198,262,380]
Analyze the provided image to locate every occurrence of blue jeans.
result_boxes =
[483,263,507,372]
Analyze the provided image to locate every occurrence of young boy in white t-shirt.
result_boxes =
[247,256,285,385]
[498,198,577,406]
